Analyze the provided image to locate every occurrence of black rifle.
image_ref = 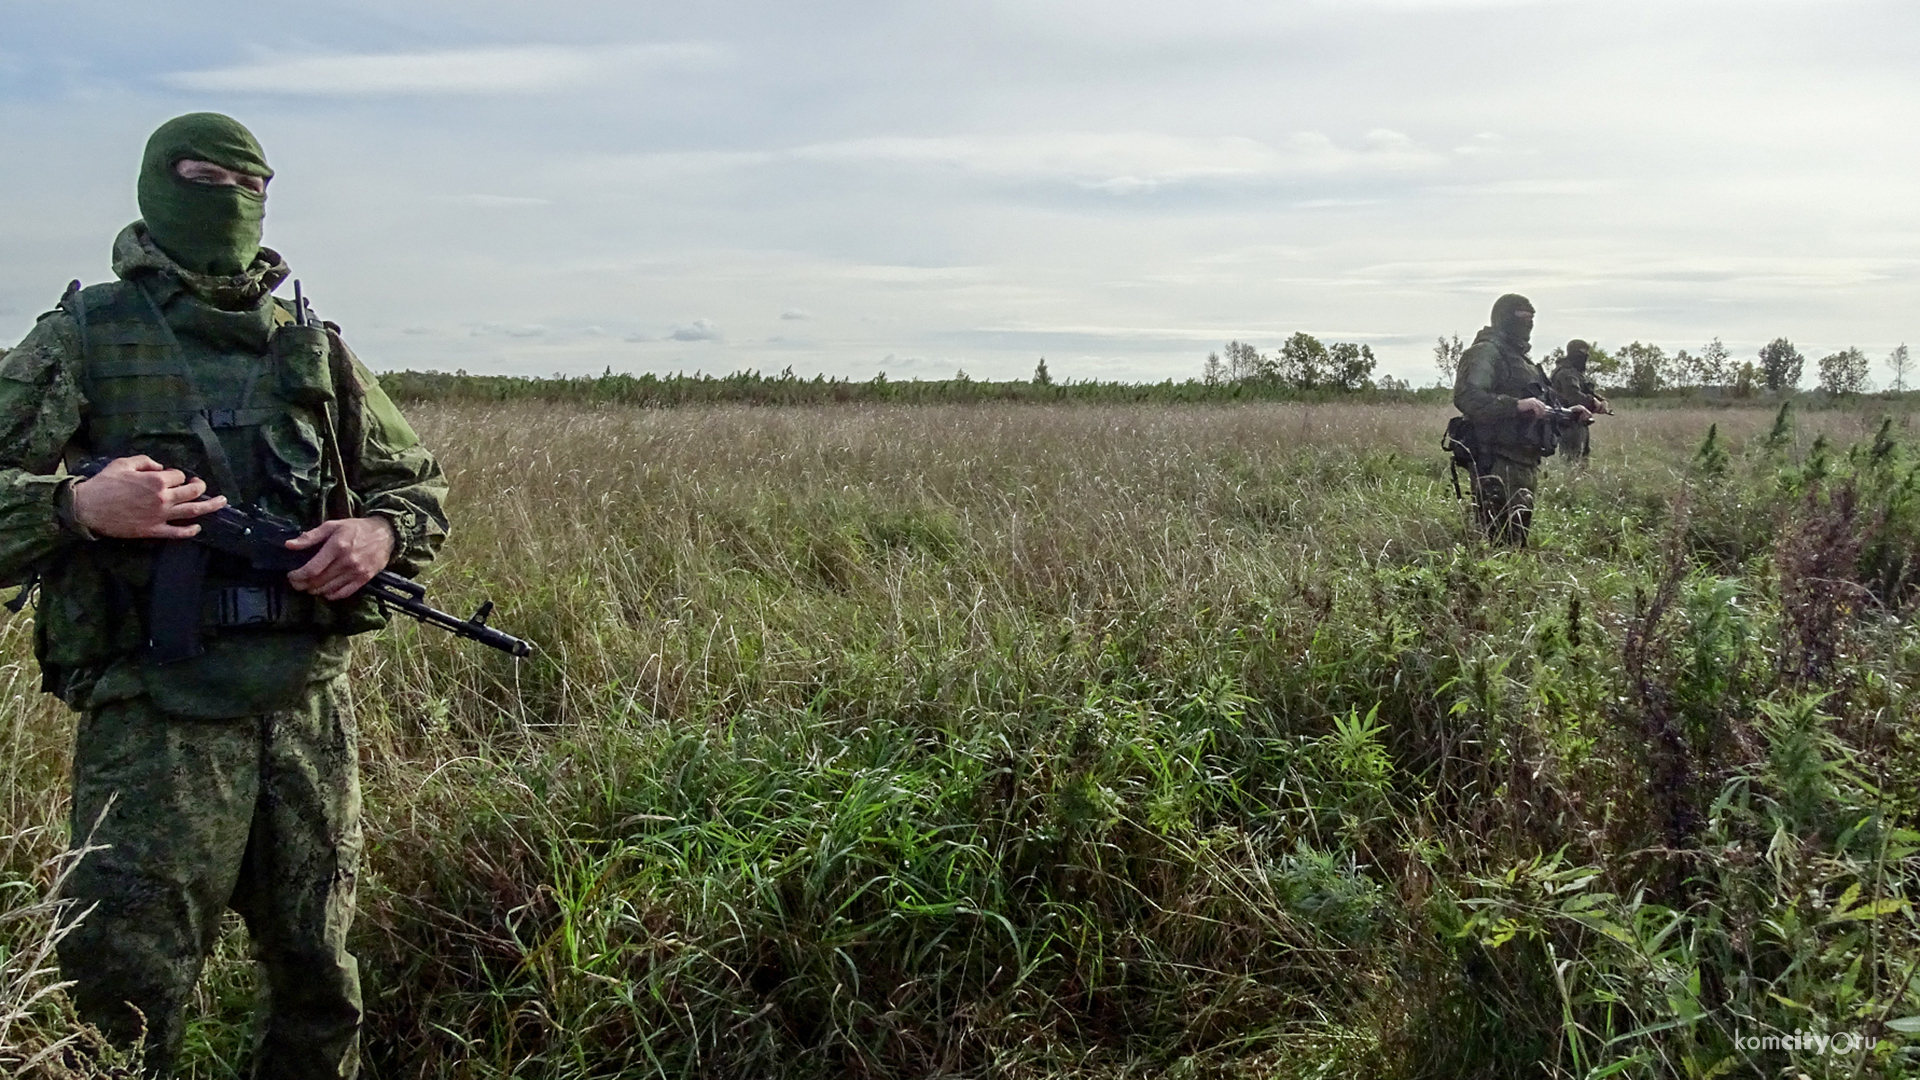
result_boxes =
[77,460,532,658]
[1536,405,1584,456]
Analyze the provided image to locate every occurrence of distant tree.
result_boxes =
[1700,338,1734,385]
[1433,334,1465,383]
[1326,342,1377,391]
[1223,341,1269,383]
[1278,333,1329,390]
[1887,344,1912,393]
[1033,357,1053,386]
[1587,344,1621,380]
[1759,338,1804,391]
[1614,341,1668,396]
[1203,351,1224,386]
[1817,347,1870,395]
[1669,348,1701,388]
[1733,361,1758,398]
[1376,373,1410,392]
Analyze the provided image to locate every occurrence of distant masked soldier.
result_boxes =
[1550,339,1610,462]
[1451,294,1588,545]
[0,113,448,1078]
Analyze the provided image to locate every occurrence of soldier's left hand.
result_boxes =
[1571,405,1592,423]
[285,517,396,600]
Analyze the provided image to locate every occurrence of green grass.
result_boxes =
[3,400,1918,1078]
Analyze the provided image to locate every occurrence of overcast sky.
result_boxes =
[3,0,1916,385]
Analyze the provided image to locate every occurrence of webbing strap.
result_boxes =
[65,281,88,371]
[131,282,244,499]
[85,402,280,425]
[87,358,189,380]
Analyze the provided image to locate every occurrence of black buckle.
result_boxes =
[207,408,239,428]
[216,585,285,626]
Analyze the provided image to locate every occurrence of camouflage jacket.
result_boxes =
[1453,327,1558,465]
[0,224,448,716]
[1550,363,1605,413]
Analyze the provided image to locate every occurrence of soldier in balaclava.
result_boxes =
[1550,339,1610,462]
[0,112,448,1078]
[1451,294,1588,544]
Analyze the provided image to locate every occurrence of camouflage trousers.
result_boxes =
[59,677,363,1079]
[1558,421,1591,461]
[1470,454,1538,546]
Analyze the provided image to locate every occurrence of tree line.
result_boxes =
[1433,334,1913,397]
[1202,333,1399,392]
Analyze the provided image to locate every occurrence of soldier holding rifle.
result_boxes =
[0,113,456,1078]
[1550,338,1611,462]
[1450,293,1590,545]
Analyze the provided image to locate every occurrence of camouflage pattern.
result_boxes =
[1556,416,1591,460]
[1550,354,1604,462]
[1470,455,1537,546]
[0,223,447,1078]
[1453,298,1557,544]
[0,224,447,718]
[62,678,362,1078]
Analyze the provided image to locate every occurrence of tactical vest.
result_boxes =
[1469,340,1559,454]
[35,275,379,715]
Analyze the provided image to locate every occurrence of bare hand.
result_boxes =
[1570,405,1593,423]
[69,456,227,539]
[1594,399,1612,416]
[1516,397,1550,419]
[285,517,395,600]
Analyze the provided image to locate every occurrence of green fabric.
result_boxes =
[1471,455,1537,546]
[59,678,363,1079]
[138,113,272,277]
[1551,363,1602,413]
[0,244,448,718]
[1490,293,1534,352]
[1557,420,1591,461]
[114,221,289,312]
[1551,363,1601,461]
[1453,331,1556,466]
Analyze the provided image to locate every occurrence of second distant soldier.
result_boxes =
[1451,294,1589,545]
[1550,339,1609,461]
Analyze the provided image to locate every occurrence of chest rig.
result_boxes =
[42,275,362,680]
[1469,338,1561,456]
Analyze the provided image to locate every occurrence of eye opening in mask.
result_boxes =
[173,157,269,196]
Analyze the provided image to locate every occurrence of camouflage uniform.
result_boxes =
[1452,295,1560,545]
[0,223,446,1077]
[1550,340,1605,461]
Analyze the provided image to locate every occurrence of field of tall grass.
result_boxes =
[3,400,1917,1078]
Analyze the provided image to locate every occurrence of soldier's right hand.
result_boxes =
[1516,397,1550,418]
[69,455,228,539]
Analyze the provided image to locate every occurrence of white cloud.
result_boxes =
[452,194,552,208]
[669,319,721,342]
[781,308,811,320]
[789,131,1443,191]
[162,43,722,96]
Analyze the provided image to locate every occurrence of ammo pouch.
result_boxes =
[1442,416,1478,501]
[1442,416,1478,470]
[145,542,384,665]
[271,323,334,406]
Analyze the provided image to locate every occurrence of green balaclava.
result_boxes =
[1490,293,1535,352]
[137,113,273,277]
[1566,339,1591,370]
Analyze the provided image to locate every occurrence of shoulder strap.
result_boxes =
[127,281,245,498]
[59,280,87,365]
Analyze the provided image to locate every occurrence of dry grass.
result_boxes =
[0,400,1914,1079]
